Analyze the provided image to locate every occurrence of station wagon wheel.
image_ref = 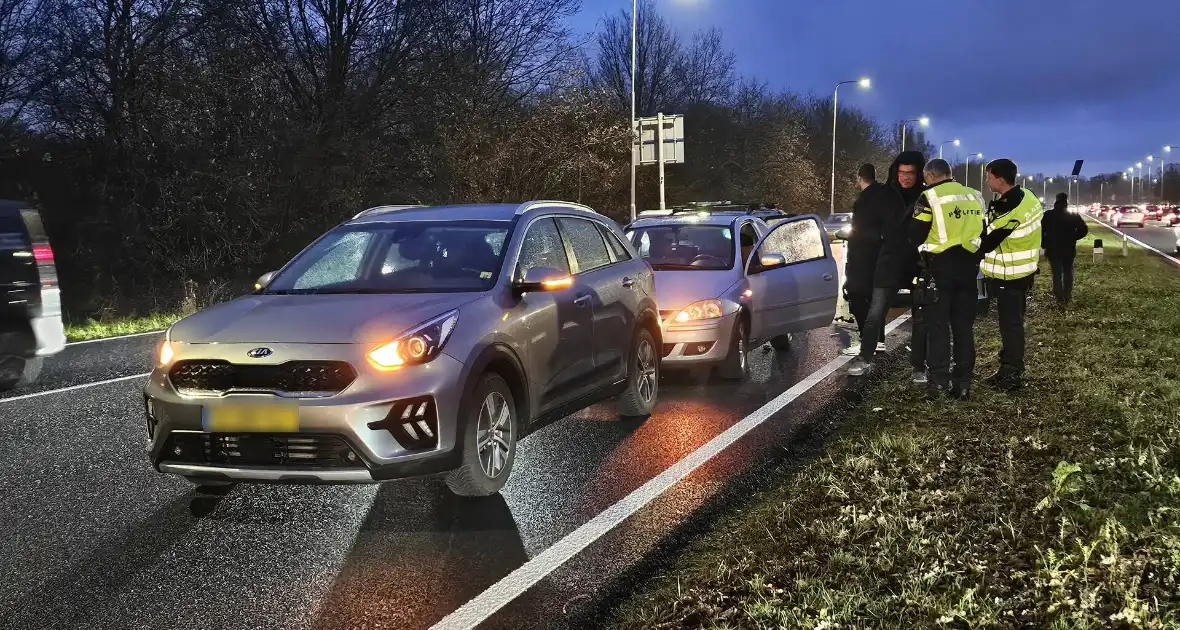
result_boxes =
[718,317,749,380]
[447,373,517,497]
[617,327,658,419]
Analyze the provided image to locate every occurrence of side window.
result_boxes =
[738,221,759,266]
[759,218,826,266]
[557,218,611,273]
[597,223,633,262]
[293,231,373,289]
[516,218,570,279]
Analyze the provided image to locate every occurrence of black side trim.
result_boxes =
[525,378,628,437]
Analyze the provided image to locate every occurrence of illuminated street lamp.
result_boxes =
[938,139,959,159]
[1137,162,1144,202]
[830,77,871,213]
[900,116,929,152]
[1164,145,1177,203]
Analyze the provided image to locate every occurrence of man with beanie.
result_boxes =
[848,150,928,379]
[1042,192,1088,306]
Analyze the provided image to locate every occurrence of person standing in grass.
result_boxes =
[1042,192,1088,306]
[906,159,986,399]
[978,158,1043,392]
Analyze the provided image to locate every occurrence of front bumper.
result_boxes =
[144,343,468,484]
[659,311,737,365]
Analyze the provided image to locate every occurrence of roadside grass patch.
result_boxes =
[65,312,181,342]
[610,228,1180,629]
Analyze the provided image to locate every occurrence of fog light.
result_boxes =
[684,342,716,356]
[173,445,182,456]
[346,451,357,462]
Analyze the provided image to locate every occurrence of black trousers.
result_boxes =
[847,290,882,342]
[925,250,978,387]
[857,287,892,360]
[910,301,927,372]
[1048,251,1076,304]
[990,278,1030,377]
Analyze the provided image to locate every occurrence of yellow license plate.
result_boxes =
[202,403,299,432]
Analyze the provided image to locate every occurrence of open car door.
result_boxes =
[743,214,839,339]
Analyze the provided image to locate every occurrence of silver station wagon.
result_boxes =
[624,208,839,378]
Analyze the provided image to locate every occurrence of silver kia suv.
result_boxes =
[143,201,662,496]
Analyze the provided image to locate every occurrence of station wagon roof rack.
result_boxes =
[513,200,600,215]
[351,204,428,220]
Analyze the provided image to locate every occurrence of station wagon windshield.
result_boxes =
[625,225,735,271]
[264,220,511,294]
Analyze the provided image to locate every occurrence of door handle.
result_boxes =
[823,273,833,281]
[573,294,591,307]
[622,277,635,288]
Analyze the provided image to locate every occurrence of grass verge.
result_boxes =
[64,312,181,342]
[610,226,1180,629]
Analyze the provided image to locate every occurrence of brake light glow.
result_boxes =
[32,244,54,263]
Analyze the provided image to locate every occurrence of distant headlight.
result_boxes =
[673,299,724,323]
[368,310,459,370]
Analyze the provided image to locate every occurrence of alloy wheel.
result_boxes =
[476,391,512,478]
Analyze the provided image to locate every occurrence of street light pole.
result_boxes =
[965,152,982,187]
[900,116,929,152]
[1165,145,1175,204]
[1044,177,1051,199]
[938,139,959,159]
[830,78,870,214]
[629,0,637,222]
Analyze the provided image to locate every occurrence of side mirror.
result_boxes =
[513,267,572,294]
[758,253,787,270]
[254,271,277,291]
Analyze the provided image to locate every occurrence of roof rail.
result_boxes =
[514,200,600,215]
[351,204,427,220]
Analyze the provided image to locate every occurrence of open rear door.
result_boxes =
[743,214,838,337]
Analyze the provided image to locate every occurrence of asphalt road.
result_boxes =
[1089,214,1179,257]
[0,320,907,630]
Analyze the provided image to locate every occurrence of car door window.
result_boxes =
[597,223,632,262]
[758,218,826,266]
[516,218,570,279]
[557,218,611,273]
[739,221,759,268]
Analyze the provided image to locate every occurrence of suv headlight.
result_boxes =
[672,299,723,323]
[368,310,459,370]
[158,327,177,367]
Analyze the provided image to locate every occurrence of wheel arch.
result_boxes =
[455,343,531,449]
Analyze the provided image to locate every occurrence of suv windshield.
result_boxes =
[265,220,512,294]
[625,225,734,270]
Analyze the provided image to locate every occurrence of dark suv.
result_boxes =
[1,200,65,390]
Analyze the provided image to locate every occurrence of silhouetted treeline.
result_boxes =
[0,0,926,318]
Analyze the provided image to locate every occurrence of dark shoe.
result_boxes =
[993,376,1024,392]
[925,382,950,400]
[986,370,1012,387]
[911,370,928,384]
[951,383,971,400]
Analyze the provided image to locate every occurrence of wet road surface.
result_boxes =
[0,321,909,630]
[1088,215,1178,258]
[0,332,160,400]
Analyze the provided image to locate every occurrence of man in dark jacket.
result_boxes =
[843,163,893,355]
[848,150,928,380]
[1042,192,1088,306]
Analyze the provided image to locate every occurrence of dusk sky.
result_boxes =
[570,0,1180,179]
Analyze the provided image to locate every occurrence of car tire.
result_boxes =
[717,317,749,381]
[770,333,792,352]
[0,331,35,391]
[446,373,517,497]
[616,327,659,419]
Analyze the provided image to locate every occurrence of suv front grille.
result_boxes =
[168,360,357,396]
[164,433,365,468]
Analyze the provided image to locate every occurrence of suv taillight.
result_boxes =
[32,244,54,263]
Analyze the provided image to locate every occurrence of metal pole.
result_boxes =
[657,112,666,211]
[900,120,906,152]
[979,162,985,192]
[629,0,637,222]
[830,84,840,214]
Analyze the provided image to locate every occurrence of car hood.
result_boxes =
[652,270,740,311]
[169,293,482,344]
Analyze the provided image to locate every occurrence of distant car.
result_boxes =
[624,211,838,379]
[1145,205,1162,221]
[1158,207,1179,226]
[1098,206,1114,220]
[822,212,853,241]
[144,201,662,496]
[1,200,65,390]
[1114,206,1146,228]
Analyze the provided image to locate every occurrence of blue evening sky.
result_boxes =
[569,0,1180,179]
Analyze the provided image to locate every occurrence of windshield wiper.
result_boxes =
[650,263,718,270]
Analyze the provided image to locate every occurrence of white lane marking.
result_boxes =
[430,313,913,630]
[0,372,152,404]
[1086,217,1180,268]
[67,330,165,346]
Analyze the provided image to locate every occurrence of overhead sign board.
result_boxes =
[635,114,685,165]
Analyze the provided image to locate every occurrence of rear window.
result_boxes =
[0,213,30,252]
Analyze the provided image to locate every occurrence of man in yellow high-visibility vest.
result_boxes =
[978,158,1043,391]
[906,158,986,399]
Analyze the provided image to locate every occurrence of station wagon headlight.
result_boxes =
[368,310,459,370]
[673,299,723,323]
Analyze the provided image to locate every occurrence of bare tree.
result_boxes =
[0,0,56,135]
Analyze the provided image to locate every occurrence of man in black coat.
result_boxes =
[1042,192,1088,306]
[843,163,893,355]
[848,150,928,379]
